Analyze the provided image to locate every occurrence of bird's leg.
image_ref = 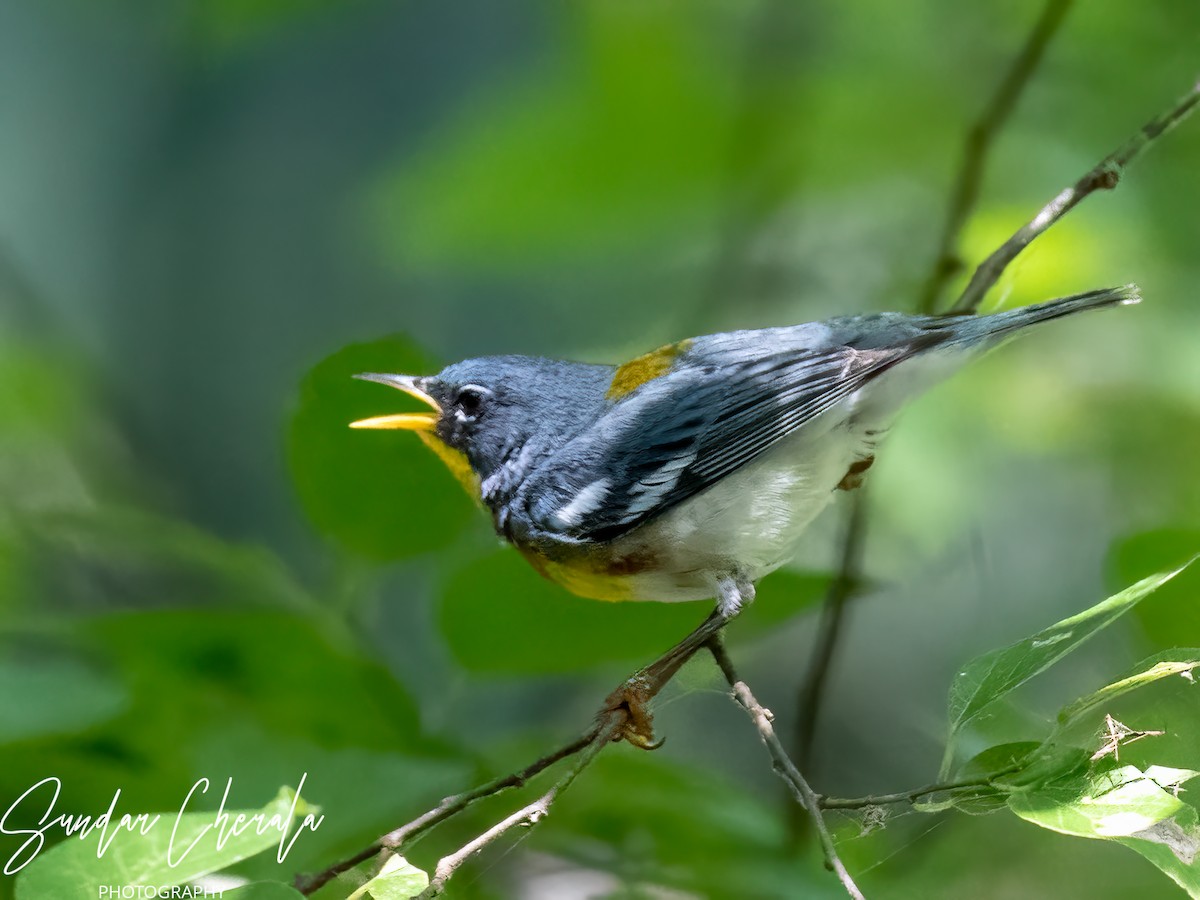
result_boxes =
[602,575,752,749]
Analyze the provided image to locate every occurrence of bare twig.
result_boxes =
[416,713,627,899]
[295,608,732,895]
[818,768,1019,810]
[918,0,1074,313]
[709,639,865,900]
[950,78,1200,315]
[293,731,599,894]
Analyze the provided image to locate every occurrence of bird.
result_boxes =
[350,286,1138,625]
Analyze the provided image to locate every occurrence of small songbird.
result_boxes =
[351,286,1138,621]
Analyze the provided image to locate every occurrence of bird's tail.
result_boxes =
[968,284,1141,339]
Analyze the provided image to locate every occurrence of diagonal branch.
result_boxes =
[818,766,1020,811]
[295,609,732,896]
[950,78,1200,315]
[918,0,1074,314]
[416,712,626,899]
[709,638,865,900]
[292,730,599,894]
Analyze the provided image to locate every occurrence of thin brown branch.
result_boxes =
[818,767,1019,810]
[950,78,1200,315]
[416,712,626,899]
[795,489,868,771]
[295,607,733,895]
[918,0,1074,313]
[293,731,598,894]
[709,639,865,900]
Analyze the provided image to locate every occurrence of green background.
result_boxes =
[1,0,1199,897]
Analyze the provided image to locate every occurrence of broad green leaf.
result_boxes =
[1011,766,1200,896]
[438,550,829,674]
[1115,803,1200,897]
[1057,650,1200,730]
[347,853,429,900]
[15,787,316,900]
[941,742,1045,815]
[1009,765,1189,838]
[941,559,1195,776]
[287,336,474,561]
[224,884,306,899]
[957,741,1043,781]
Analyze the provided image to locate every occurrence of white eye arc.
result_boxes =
[453,384,491,419]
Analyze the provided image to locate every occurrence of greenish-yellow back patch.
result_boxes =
[606,338,693,400]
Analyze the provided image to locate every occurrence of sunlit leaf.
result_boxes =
[347,853,429,900]
[1056,651,1200,731]
[941,559,1196,776]
[1010,767,1200,896]
[1009,764,1189,838]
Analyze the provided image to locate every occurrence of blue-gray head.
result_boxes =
[351,355,612,490]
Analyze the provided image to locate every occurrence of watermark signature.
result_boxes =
[1,773,324,876]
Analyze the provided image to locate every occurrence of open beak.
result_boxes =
[349,373,440,431]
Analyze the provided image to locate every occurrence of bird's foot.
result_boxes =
[602,576,752,749]
[601,673,664,750]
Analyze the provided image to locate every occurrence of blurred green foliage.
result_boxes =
[2,0,1199,897]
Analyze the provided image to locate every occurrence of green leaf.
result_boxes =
[1009,764,1187,838]
[287,336,475,561]
[438,550,829,674]
[942,742,1044,814]
[941,559,1195,776]
[15,786,316,900]
[1056,650,1200,731]
[347,853,429,900]
[1115,803,1200,897]
[1010,765,1200,896]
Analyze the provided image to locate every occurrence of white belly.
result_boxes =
[602,345,978,602]
[611,411,869,601]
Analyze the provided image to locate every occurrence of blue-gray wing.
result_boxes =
[514,323,944,543]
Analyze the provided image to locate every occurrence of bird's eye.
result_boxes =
[454,385,489,418]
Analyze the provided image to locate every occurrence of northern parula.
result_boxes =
[351,286,1138,620]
